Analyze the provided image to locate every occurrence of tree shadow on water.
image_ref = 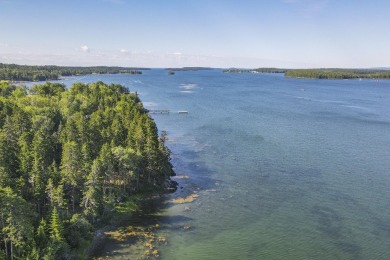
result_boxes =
[90,143,214,259]
[89,195,194,259]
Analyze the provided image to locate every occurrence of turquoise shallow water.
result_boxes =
[51,70,390,259]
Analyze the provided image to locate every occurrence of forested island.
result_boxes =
[223,67,390,79]
[0,80,175,259]
[0,63,145,82]
[166,67,213,71]
[284,69,390,79]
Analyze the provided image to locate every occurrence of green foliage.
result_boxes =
[30,82,66,97]
[0,187,36,259]
[49,207,64,241]
[64,214,93,258]
[36,219,48,250]
[285,69,390,79]
[0,63,144,82]
[0,81,174,258]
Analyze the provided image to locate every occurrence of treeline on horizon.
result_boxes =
[0,81,174,259]
[224,67,390,79]
[0,63,145,82]
[166,67,213,71]
[284,69,390,79]
[223,68,288,74]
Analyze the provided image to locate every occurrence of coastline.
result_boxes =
[88,194,166,259]
[88,178,194,259]
[88,167,198,259]
[0,79,177,259]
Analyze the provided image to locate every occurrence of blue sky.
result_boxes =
[0,0,389,68]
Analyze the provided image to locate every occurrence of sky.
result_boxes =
[0,0,389,68]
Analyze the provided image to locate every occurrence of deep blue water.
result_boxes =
[47,70,390,259]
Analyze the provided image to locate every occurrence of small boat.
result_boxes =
[178,111,188,114]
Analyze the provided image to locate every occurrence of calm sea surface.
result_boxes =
[53,70,390,259]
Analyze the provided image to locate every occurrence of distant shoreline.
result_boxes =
[0,63,148,82]
[165,67,213,71]
[3,62,390,81]
[223,68,390,80]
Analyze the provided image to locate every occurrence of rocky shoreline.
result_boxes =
[88,180,178,259]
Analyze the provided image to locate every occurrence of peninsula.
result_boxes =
[0,80,175,259]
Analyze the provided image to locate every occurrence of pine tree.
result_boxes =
[60,141,83,212]
[49,207,63,241]
[82,159,104,222]
[0,187,35,259]
[36,219,47,251]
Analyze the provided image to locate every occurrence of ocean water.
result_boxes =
[53,70,390,259]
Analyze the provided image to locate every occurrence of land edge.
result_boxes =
[87,179,178,259]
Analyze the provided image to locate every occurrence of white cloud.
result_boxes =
[120,49,128,53]
[80,45,90,52]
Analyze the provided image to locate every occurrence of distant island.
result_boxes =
[165,67,213,71]
[224,67,390,79]
[284,69,390,79]
[223,68,288,74]
[0,63,146,82]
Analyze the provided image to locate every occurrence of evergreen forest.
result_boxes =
[0,80,174,259]
[284,69,390,79]
[0,63,144,82]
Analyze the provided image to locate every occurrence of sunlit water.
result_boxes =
[47,70,390,259]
